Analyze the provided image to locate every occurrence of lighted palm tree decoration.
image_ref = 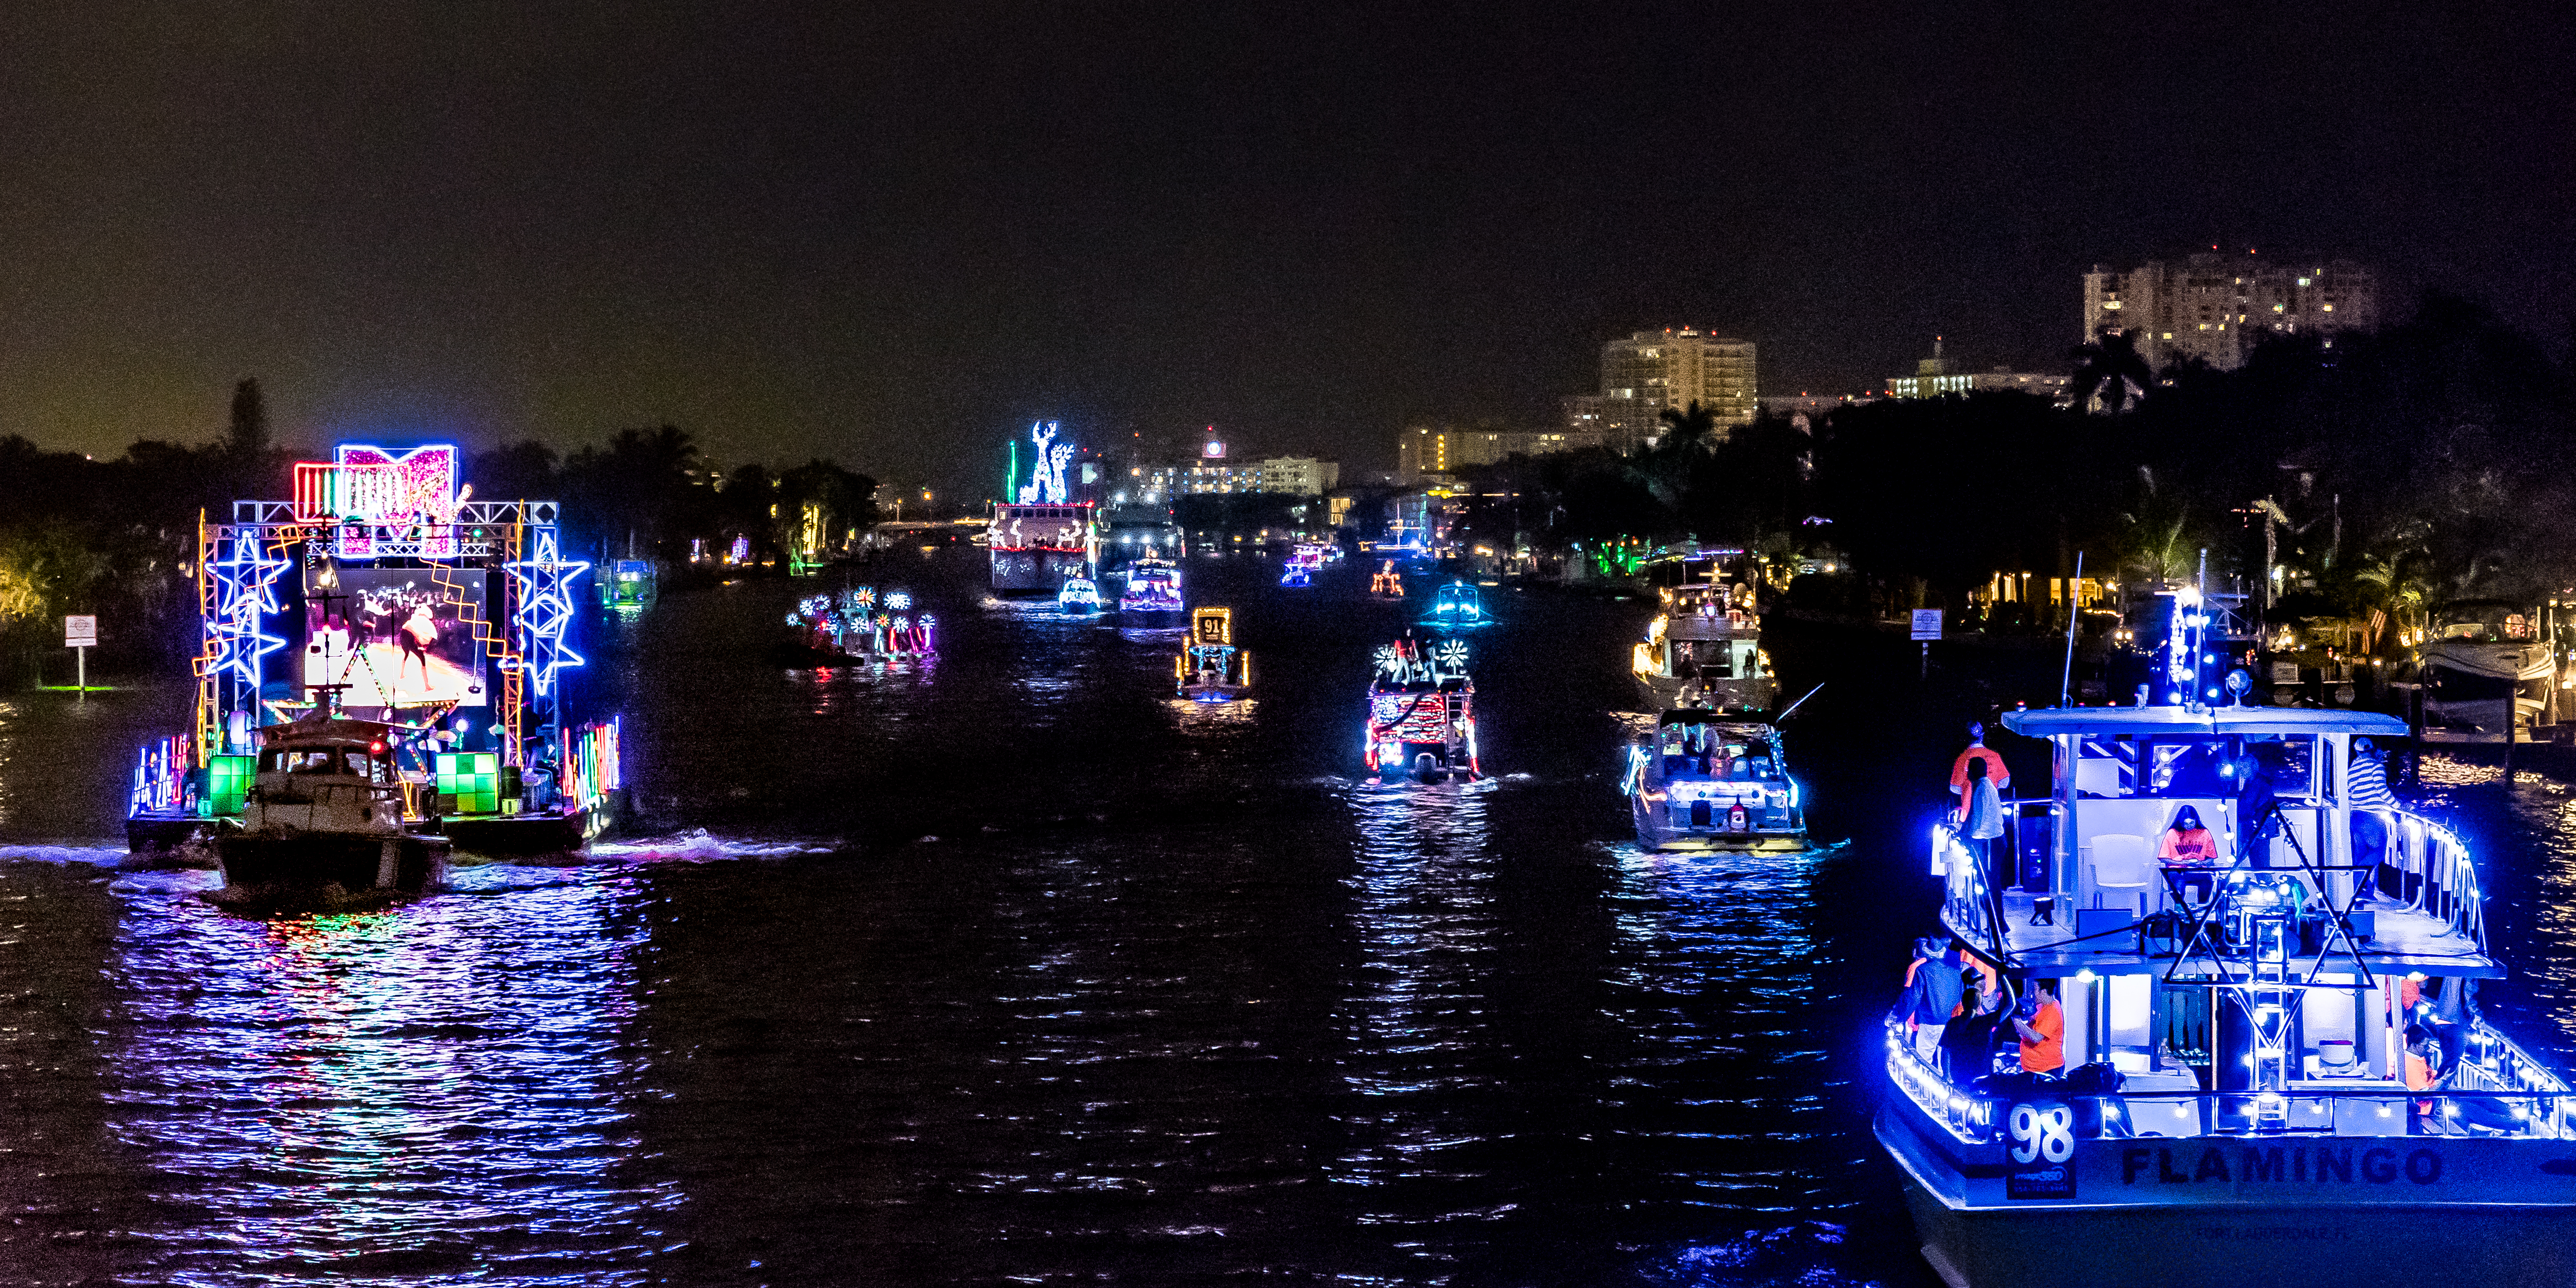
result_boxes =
[2069,327,2155,414]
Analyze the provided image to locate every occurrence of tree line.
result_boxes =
[1446,291,2576,649]
[0,382,875,684]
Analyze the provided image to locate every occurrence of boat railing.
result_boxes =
[1885,1016,2572,1143]
[2376,807,2488,950]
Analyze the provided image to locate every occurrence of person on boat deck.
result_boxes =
[2349,737,2399,897]
[1961,757,2006,869]
[1902,939,1967,1050]
[2012,984,2065,1075]
[1949,723,2009,817]
[2157,805,2221,902]
[1939,970,2004,1079]
[2234,742,2289,864]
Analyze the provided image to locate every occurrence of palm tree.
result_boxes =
[2069,328,2155,414]
[1655,401,1723,452]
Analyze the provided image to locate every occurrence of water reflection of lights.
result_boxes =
[1333,780,1497,1213]
[105,865,673,1282]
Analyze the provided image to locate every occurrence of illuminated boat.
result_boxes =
[1281,543,1326,587]
[1362,634,1478,781]
[1887,701,2576,1288]
[991,421,1098,592]
[1119,558,1185,619]
[1058,576,1102,613]
[1421,579,1490,630]
[1175,606,1251,700]
[1620,711,1807,852]
[782,586,937,661]
[1369,560,1405,598]
[1632,576,1775,714]
[599,558,656,610]
[125,442,623,858]
[213,710,450,895]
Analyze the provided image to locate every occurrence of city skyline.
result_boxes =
[1,2,2564,491]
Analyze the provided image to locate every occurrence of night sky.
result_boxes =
[4,1,2569,492]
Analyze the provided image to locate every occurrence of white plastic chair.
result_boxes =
[2088,833,2154,914]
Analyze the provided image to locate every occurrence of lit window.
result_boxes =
[2298,277,2311,287]
[2322,303,2334,312]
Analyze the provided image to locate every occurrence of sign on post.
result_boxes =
[1911,609,1944,640]
[64,615,96,698]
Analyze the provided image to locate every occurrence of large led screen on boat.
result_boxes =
[303,570,489,713]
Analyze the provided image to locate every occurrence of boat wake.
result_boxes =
[0,842,128,866]
[586,828,842,862]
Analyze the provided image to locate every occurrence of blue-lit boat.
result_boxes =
[1175,606,1250,700]
[1885,702,2576,1288]
[1119,557,1184,619]
[1620,711,1808,852]
[1421,579,1490,630]
[1362,634,1478,781]
[1058,575,1103,613]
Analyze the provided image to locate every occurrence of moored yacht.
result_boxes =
[1886,703,2576,1288]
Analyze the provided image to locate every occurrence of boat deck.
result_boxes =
[1971,889,2497,977]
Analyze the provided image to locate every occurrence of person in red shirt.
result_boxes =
[1949,722,2010,819]
[2158,805,2221,905]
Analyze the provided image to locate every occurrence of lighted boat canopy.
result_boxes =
[2001,705,2408,740]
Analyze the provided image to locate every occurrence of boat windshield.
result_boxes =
[2434,603,2534,642]
[2070,733,2317,799]
[1656,725,1780,779]
[263,748,371,776]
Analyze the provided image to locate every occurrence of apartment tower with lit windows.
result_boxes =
[1563,328,1757,452]
[2083,252,2377,373]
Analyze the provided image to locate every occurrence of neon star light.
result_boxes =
[506,525,589,697]
[205,527,290,690]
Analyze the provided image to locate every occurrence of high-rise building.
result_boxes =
[1394,425,1600,484]
[1130,455,1341,500]
[2083,253,2377,373]
[1570,328,1757,450]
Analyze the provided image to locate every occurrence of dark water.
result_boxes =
[4,550,2575,1286]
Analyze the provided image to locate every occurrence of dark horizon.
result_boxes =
[4,1,2569,493]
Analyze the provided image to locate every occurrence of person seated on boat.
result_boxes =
[2158,806,2221,905]
[2011,984,2065,1076]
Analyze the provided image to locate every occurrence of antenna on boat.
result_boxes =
[2058,551,2083,707]
[1775,682,1824,723]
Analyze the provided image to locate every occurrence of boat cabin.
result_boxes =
[244,718,411,834]
[1624,711,1803,847]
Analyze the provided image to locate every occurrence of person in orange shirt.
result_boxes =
[1949,722,2010,819]
[2012,984,2064,1074]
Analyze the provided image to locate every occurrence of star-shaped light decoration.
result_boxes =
[1373,644,1404,678]
[206,528,290,689]
[1431,639,1470,678]
[506,525,589,697]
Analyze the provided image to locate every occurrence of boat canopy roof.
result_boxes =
[257,716,391,750]
[1656,709,1773,729]
[2001,705,2407,739]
